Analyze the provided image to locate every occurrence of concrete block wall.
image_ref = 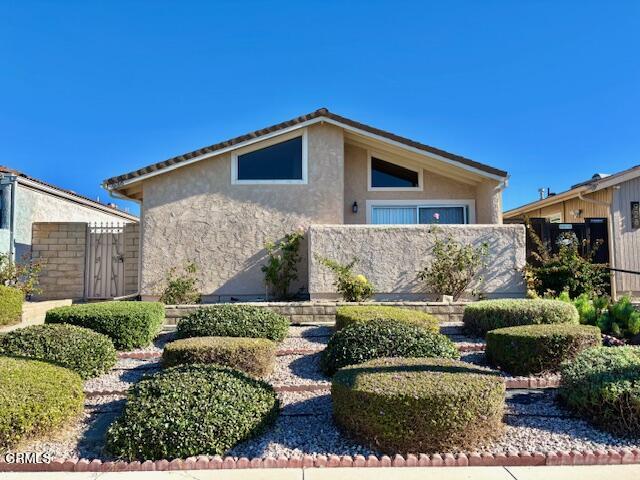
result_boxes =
[31,222,87,300]
[124,223,140,295]
[164,301,467,325]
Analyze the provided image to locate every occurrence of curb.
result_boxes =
[2,449,639,472]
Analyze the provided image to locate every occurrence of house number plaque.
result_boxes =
[632,201,640,229]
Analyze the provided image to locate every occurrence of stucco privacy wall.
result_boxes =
[140,123,345,301]
[308,224,526,300]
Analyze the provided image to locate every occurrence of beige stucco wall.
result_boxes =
[308,224,526,300]
[342,143,502,224]
[140,123,345,300]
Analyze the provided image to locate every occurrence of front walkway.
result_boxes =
[2,465,640,479]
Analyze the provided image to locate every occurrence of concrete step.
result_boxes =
[439,321,464,336]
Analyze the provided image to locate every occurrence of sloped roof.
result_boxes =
[103,108,507,188]
[0,166,138,221]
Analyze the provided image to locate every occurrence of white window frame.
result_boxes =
[366,199,476,224]
[367,150,423,192]
[231,129,308,185]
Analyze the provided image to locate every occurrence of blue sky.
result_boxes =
[1,1,639,215]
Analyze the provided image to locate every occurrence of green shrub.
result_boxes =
[463,299,579,336]
[317,257,374,302]
[163,336,276,377]
[178,305,289,342]
[45,301,165,350]
[335,305,439,333]
[566,294,640,339]
[486,324,601,375]
[262,230,304,300]
[0,324,117,379]
[321,318,459,375]
[0,285,23,326]
[106,364,278,460]
[332,357,505,453]
[159,261,201,305]
[416,230,489,301]
[0,356,84,449]
[525,230,609,298]
[559,346,640,437]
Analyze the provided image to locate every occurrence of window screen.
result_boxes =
[371,157,419,188]
[237,136,303,181]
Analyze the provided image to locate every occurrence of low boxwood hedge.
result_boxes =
[559,346,640,436]
[321,318,459,375]
[45,301,165,350]
[0,356,84,449]
[0,285,24,327]
[332,357,505,453]
[163,336,276,377]
[335,305,439,333]
[463,299,579,336]
[0,324,117,379]
[106,364,279,460]
[486,324,601,376]
[177,305,289,342]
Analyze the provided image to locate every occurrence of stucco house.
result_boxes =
[0,166,137,260]
[104,108,524,301]
[504,165,640,299]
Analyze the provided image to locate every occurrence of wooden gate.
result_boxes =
[84,223,125,299]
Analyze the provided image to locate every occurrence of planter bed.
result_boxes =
[8,324,640,470]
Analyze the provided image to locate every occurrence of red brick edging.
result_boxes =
[2,449,639,472]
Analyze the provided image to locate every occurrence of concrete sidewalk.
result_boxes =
[2,465,639,479]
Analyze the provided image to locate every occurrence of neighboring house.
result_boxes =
[0,166,138,260]
[504,165,640,298]
[104,108,515,301]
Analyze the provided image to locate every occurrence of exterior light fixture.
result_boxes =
[352,201,358,214]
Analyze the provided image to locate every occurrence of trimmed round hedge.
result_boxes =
[486,324,601,376]
[163,336,276,377]
[177,305,289,342]
[332,357,505,453]
[321,318,459,376]
[106,364,279,460]
[0,356,84,449]
[335,305,439,333]
[463,299,579,336]
[0,324,117,379]
[0,285,24,327]
[559,346,640,436]
[46,301,165,350]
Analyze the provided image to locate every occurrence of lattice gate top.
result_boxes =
[84,222,126,299]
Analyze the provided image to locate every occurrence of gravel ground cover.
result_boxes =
[84,358,160,393]
[14,324,640,462]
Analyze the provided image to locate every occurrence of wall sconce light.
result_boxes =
[352,201,358,214]
[572,209,583,218]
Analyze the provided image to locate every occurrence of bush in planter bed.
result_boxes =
[45,301,164,350]
[162,336,276,377]
[0,356,84,449]
[485,324,601,376]
[335,305,439,332]
[106,364,279,460]
[0,324,117,379]
[332,357,505,453]
[463,299,579,336]
[321,318,459,376]
[559,346,640,436]
[177,305,289,342]
[0,285,24,327]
